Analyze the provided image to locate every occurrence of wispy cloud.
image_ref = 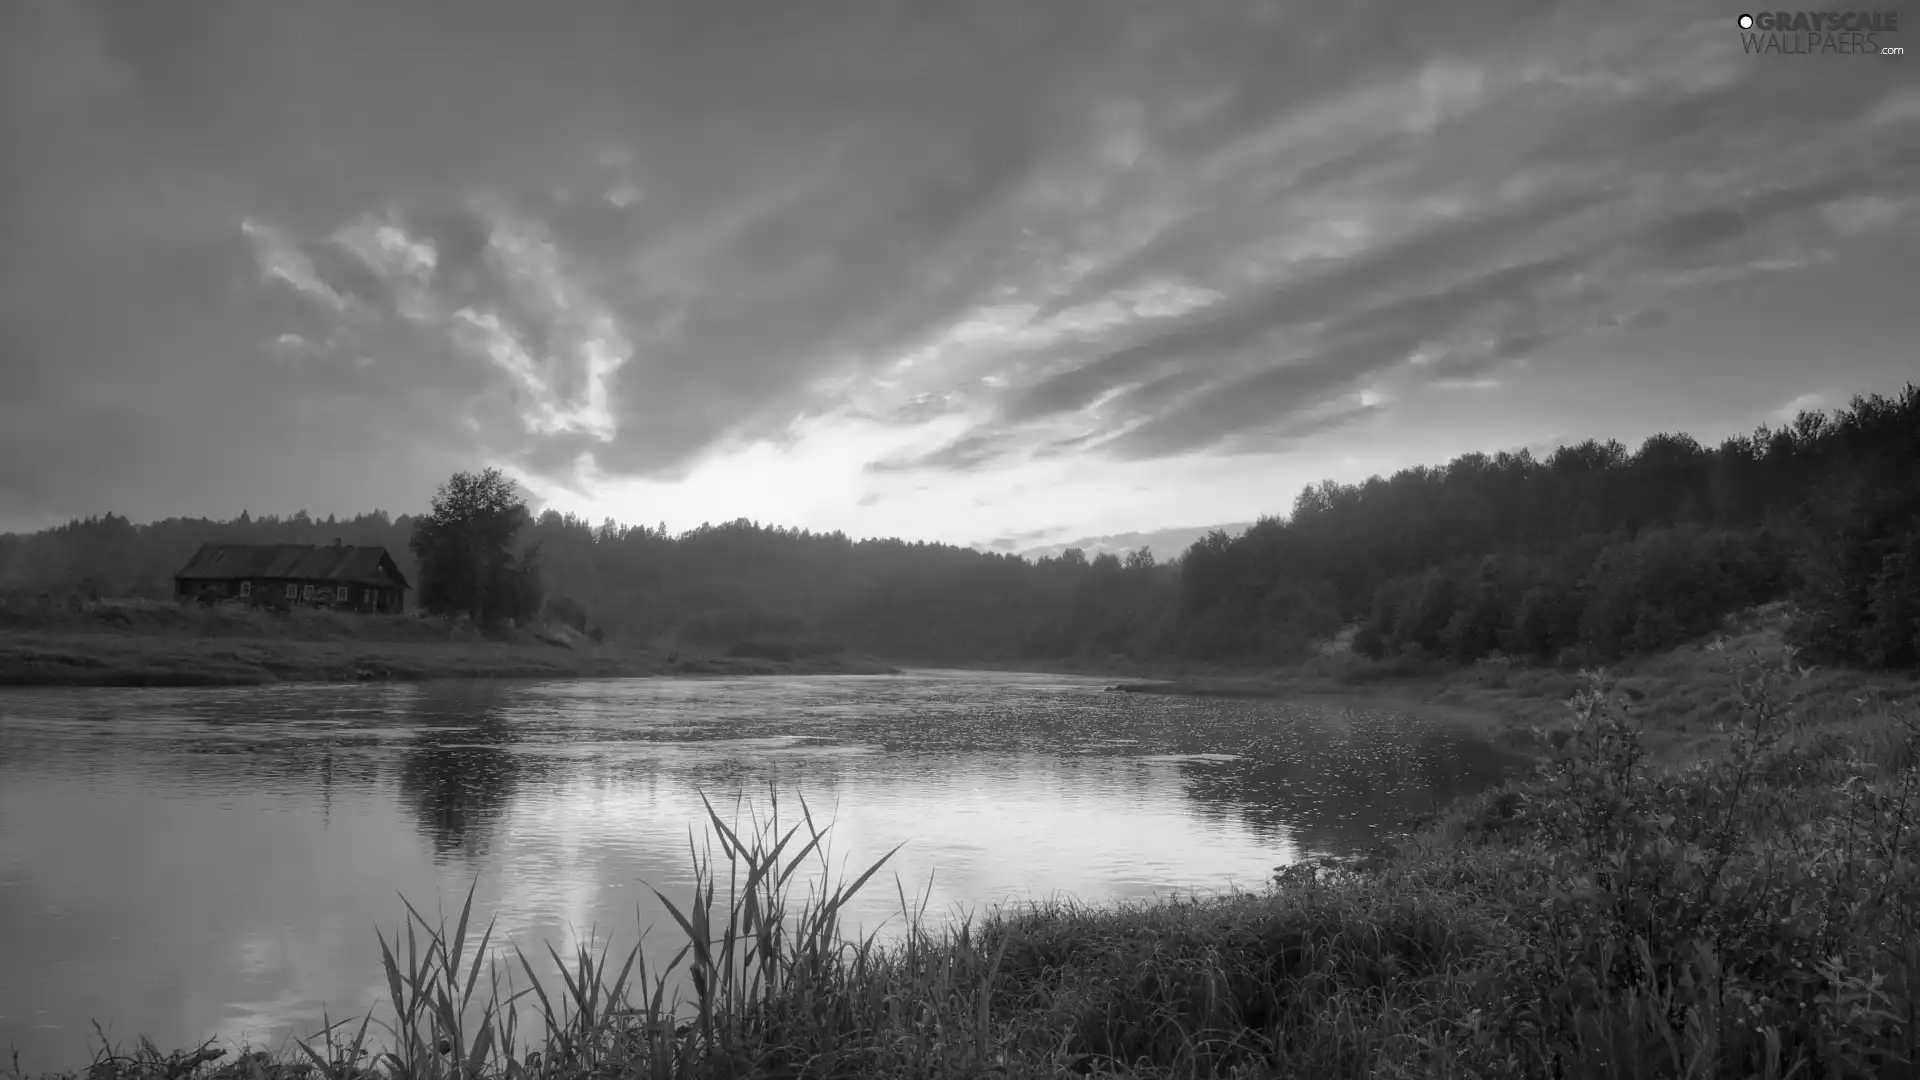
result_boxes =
[1772,391,1833,423]
[1,0,1915,536]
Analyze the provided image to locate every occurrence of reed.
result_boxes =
[14,647,1919,1078]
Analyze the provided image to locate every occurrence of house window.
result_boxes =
[285,583,298,599]
[302,585,314,600]
[240,582,251,598]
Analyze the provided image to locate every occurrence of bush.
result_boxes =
[1333,650,1444,684]
[1431,654,1920,1077]
[1350,619,1388,659]
[725,639,794,662]
[543,595,589,633]
[680,609,799,647]
[246,588,290,614]
[1391,569,1459,654]
[1860,546,1920,669]
[28,651,1920,1080]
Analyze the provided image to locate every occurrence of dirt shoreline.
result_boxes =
[10,609,1914,766]
[1115,676,1568,754]
[0,628,1522,743]
[1111,649,1919,767]
[0,631,901,688]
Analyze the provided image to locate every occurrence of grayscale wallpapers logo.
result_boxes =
[1737,11,1904,54]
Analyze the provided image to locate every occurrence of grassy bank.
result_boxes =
[1114,604,1920,763]
[0,603,898,687]
[14,643,1920,1078]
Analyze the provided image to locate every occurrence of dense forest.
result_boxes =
[3,384,1916,672]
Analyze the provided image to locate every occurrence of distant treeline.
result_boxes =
[3,384,1916,672]
[1198,385,1919,673]
[0,511,425,610]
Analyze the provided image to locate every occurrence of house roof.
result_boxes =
[173,543,411,589]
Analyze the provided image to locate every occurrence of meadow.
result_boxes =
[0,601,896,687]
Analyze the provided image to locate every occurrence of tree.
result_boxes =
[409,468,541,624]
[544,595,590,633]
[3,383,1915,672]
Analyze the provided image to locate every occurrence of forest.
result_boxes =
[3,383,1916,673]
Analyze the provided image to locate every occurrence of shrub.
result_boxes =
[542,595,589,634]
[1392,569,1460,655]
[1861,547,1920,669]
[1350,619,1388,659]
[1508,579,1582,660]
[34,651,1918,1080]
[1437,651,1920,1077]
[725,639,794,662]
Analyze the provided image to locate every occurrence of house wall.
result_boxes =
[279,580,399,612]
[175,578,242,600]
[175,577,406,613]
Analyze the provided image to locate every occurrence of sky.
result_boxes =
[2,0,1916,551]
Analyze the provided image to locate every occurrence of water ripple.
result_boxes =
[0,669,1522,1071]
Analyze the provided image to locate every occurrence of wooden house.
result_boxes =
[172,541,411,613]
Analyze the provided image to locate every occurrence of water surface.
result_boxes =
[0,669,1521,1069]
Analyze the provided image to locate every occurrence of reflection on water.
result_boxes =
[398,684,522,860]
[0,670,1523,1070]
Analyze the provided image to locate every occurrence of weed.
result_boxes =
[13,653,1917,1078]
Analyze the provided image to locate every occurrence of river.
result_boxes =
[0,669,1522,1070]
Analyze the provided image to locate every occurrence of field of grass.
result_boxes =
[0,602,898,687]
[1116,603,1920,762]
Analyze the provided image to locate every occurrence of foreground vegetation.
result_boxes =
[1121,602,1920,762]
[14,643,1916,1078]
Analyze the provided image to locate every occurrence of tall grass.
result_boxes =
[17,647,1920,1078]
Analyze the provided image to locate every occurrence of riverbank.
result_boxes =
[28,655,1918,1078]
[0,604,899,687]
[11,623,1919,1077]
[1110,605,1920,764]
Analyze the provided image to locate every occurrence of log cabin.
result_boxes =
[172,540,410,612]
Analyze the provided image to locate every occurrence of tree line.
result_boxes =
[3,383,1915,672]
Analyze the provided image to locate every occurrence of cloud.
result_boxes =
[1595,308,1670,331]
[1771,392,1832,424]
[998,199,1587,425]
[1818,195,1917,237]
[994,521,1255,561]
[2,0,1915,534]
[867,433,1013,474]
[868,48,1920,475]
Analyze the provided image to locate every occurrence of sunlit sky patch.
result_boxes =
[2,0,1915,551]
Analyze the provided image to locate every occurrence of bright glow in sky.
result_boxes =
[3,1,1916,549]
